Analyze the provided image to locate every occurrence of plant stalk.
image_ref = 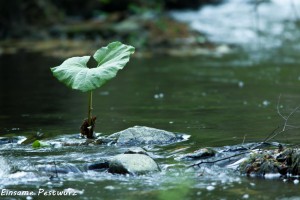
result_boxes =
[88,90,93,125]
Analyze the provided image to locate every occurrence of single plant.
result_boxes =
[51,41,135,138]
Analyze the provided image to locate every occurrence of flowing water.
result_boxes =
[1,0,300,199]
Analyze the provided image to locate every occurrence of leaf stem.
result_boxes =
[88,90,93,125]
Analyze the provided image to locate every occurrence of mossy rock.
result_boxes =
[240,148,300,176]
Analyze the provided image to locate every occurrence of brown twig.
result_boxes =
[188,152,248,168]
[264,95,300,142]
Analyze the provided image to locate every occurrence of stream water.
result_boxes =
[1,0,300,199]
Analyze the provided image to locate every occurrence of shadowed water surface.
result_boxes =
[1,53,300,145]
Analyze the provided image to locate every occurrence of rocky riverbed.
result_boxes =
[1,126,299,181]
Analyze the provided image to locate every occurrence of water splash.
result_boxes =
[0,157,10,177]
[170,0,300,63]
[171,0,300,45]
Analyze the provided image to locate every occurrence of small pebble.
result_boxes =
[242,194,249,199]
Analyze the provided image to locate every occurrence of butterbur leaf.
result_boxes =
[51,42,135,92]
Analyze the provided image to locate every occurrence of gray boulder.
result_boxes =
[108,154,160,175]
[107,126,177,145]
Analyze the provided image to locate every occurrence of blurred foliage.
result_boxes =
[0,0,224,57]
[0,0,222,38]
[0,0,63,38]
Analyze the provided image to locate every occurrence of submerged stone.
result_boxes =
[86,161,110,171]
[107,126,178,145]
[108,154,160,175]
[38,164,83,174]
[181,148,216,160]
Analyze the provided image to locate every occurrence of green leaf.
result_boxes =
[51,41,135,92]
[32,140,41,148]
[32,140,50,148]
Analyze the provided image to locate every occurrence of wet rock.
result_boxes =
[107,126,178,145]
[93,137,116,145]
[223,146,249,152]
[276,148,300,175]
[0,136,27,145]
[124,147,148,155]
[290,149,300,175]
[239,152,281,176]
[181,148,216,160]
[108,154,159,175]
[238,147,300,176]
[86,161,110,171]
